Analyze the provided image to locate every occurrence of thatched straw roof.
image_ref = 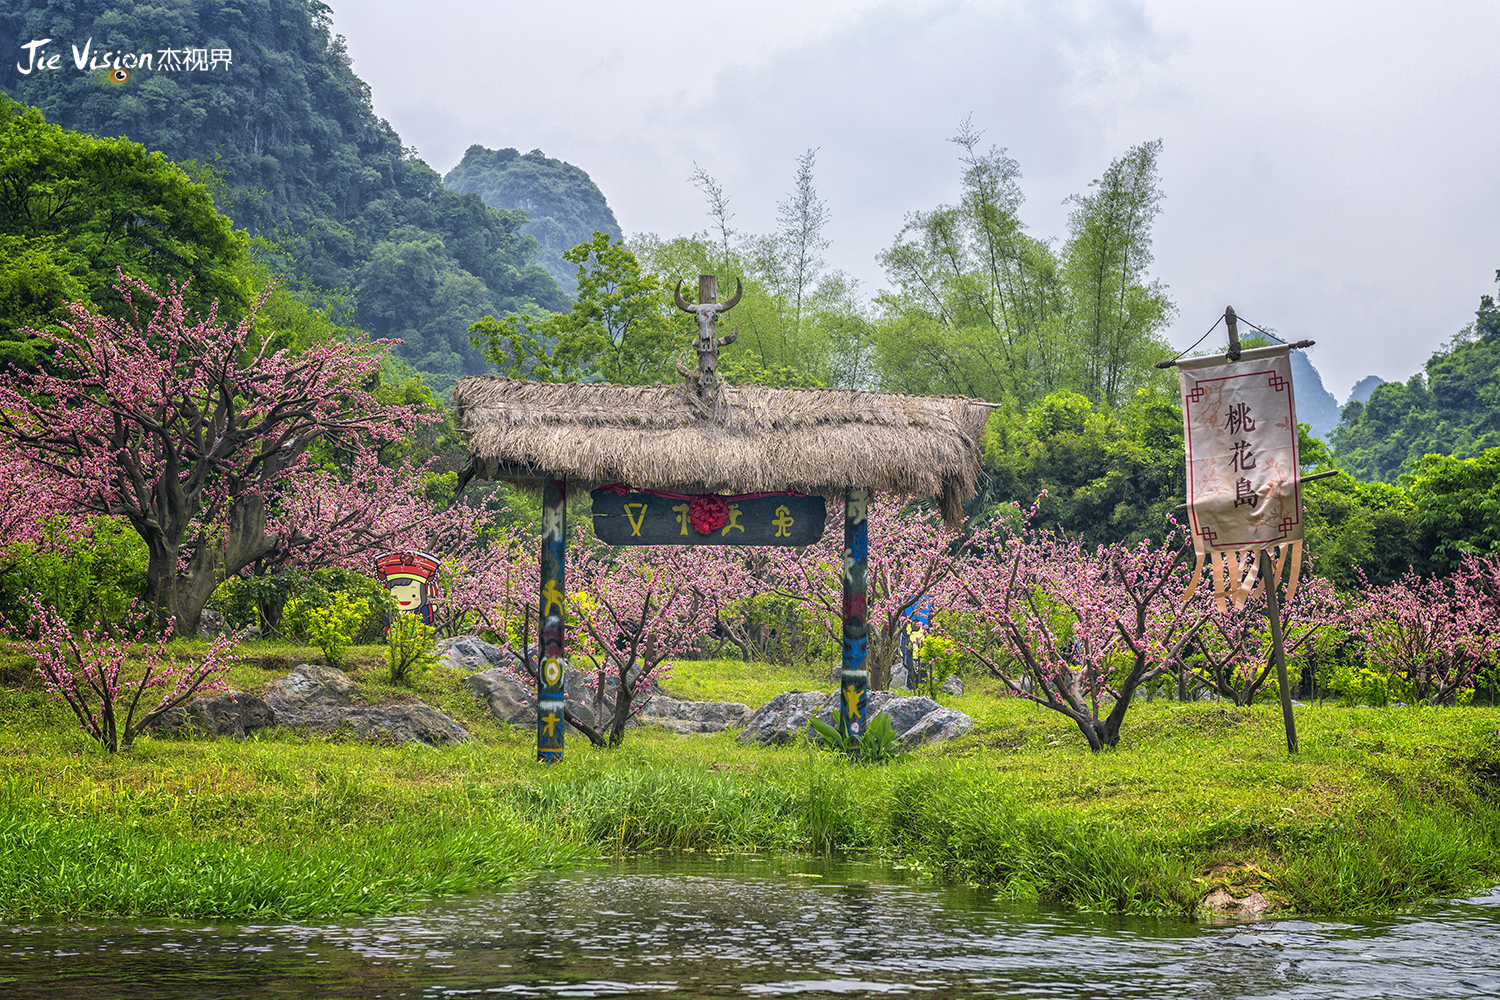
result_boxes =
[450,378,993,527]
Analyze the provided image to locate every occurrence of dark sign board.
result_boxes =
[590,491,826,546]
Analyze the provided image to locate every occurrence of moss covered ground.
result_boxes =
[2,644,1498,920]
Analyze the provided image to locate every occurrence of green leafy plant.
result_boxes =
[283,591,367,668]
[387,612,438,686]
[809,711,907,763]
[912,629,963,700]
[1331,663,1389,707]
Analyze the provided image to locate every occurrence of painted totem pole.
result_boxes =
[840,488,870,746]
[537,478,568,762]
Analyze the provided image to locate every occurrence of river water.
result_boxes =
[2,856,1497,999]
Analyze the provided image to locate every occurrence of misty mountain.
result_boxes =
[444,145,622,297]
[0,0,567,395]
[1347,375,1386,405]
[1291,350,1341,441]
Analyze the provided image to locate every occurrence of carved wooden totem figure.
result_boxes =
[673,274,741,391]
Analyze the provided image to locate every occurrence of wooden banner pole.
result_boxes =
[840,488,871,751]
[1261,546,1299,754]
[537,477,567,762]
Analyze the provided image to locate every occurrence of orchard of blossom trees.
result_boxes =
[4,279,1500,755]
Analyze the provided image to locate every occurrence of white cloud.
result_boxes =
[333,0,1500,398]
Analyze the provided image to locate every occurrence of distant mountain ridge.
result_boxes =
[1331,280,1500,481]
[1290,350,1341,441]
[0,0,567,394]
[444,145,622,296]
[1347,375,1386,405]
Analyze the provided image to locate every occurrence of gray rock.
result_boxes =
[466,659,674,733]
[467,666,536,725]
[197,608,230,638]
[144,692,275,739]
[637,696,753,734]
[941,673,965,697]
[266,663,359,708]
[740,689,972,749]
[889,663,909,690]
[242,625,262,640]
[436,635,514,672]
[897,707,974,747]
[736,691,834,746]
[267,664,469,746]
[276,703,470,746]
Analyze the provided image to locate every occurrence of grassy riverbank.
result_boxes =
[2,645,1499,920]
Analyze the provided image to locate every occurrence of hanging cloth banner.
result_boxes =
[1179,345,1303,611]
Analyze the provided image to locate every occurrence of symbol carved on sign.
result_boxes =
[591,490,826,547]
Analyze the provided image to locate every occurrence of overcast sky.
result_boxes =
[332,0,1500,402]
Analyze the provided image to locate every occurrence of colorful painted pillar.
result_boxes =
[840,488,870,749]
[538,477,567,762]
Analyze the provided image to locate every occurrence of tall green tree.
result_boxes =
[1061,139,1174,407]
[0,96,246,363]
[979,389,1185,546]
[1406,447,1500,575]
[872,124,1172,407]
[469,232,681,385]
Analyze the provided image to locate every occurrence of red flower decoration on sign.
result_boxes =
[688,494,729,534]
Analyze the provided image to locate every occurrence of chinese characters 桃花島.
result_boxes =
[1222,402,1255,435]
[1234,478,1259,509]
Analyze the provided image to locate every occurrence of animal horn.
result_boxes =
[717,277,743,312]
[673,279,694,313]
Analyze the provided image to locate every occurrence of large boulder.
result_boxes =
[466,664,664,733]
[268,664,469,746]
[735,691,834,746]
[739,690,974,749]
[266,663,359,708]
[145,665,469,747]
[144,692,275,739]
[285,703,471,746]
[897,707,974,746]
[636,695,753,734]
[436,635,516,672]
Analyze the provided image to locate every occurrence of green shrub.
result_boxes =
[283,591,368,668]
[0,515,146,630]
[211,568,390,642]
[387,612,438,686]
[1331,663,1389,707]
[809,711,907,763]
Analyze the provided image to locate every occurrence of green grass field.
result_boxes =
[2,642,1498,921]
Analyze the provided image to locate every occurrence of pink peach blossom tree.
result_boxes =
[2,595,240,752]
[953,520,1207,751]
[0,275,432,636]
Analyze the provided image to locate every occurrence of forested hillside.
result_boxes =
[1332,276,1500,481]
[444,145,621,296]
[0,0,566,393]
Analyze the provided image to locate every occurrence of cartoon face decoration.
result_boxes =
[375,550,441,625]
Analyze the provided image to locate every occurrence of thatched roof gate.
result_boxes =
[451,377,994,528]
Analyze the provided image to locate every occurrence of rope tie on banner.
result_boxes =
[594,482,810,535]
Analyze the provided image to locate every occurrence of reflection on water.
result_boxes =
[2,856,1498,998]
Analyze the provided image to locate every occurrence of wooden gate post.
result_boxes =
[538,477,567,762]
[1261,546,1300,754]
[840,488,871,748]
